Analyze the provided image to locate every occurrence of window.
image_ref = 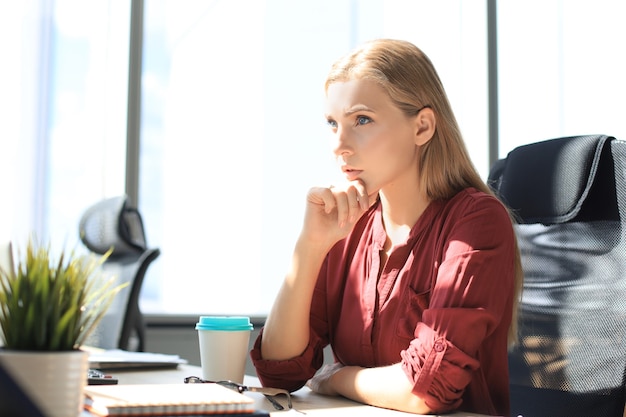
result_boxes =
[0,0,130,255]
[497,0,626,155]
[6,1,622,318]
[138,0,488,315]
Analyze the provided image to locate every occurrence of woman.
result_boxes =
[251,39,522,416]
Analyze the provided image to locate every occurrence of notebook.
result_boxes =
[83,383,256,416]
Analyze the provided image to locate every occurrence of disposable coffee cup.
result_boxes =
[195,316,253,384]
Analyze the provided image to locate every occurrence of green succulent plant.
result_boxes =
[0,239,126,351]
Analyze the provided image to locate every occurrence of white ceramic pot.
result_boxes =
[0,349,89,417]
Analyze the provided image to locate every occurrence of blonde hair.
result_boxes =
[325,39,523,346]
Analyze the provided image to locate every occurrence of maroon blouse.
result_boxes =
[251,188,516,416]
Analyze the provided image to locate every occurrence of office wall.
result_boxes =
[144,315,333,377]
[144,315,260,376]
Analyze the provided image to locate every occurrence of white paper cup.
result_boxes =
[195,316,253,384]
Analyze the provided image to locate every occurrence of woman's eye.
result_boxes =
[326,119,337,128]
[356,116,372,126]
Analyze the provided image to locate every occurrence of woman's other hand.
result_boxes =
[306,362,345,396]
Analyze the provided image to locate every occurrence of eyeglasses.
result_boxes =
[184,376,292,410]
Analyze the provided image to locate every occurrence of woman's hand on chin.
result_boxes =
[301,181,378,248]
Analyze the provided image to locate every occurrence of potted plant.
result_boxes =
[0,239,125,417]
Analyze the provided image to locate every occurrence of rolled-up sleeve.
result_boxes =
[401,323,480,412]
[250,327,325,392]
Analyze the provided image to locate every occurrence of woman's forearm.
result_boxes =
[331,364,432,415]
[260,238,330,360]
[261,183,369,360]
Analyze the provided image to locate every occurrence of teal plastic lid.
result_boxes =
[195,316,253,331]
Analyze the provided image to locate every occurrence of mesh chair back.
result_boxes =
[79,195,147,257]
[489,135,626,417]
[79,196,159,351]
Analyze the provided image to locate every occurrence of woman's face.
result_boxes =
[325,79,421,196]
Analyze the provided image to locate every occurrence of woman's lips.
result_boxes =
[343,168,363,181]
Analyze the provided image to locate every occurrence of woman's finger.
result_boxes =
[307,186,337,214]
[346,187,361,223]
[333,191,350,228]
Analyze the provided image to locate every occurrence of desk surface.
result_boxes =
[109,364,495,417]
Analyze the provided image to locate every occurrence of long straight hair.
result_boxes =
[325,39,523,346]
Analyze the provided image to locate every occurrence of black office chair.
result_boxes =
[488,134,626,417]
[79,195,160,352]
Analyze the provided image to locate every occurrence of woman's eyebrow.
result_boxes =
[344,104,374,115]
[324,105,374,120]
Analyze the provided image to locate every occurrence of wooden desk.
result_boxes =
[110,364,496,417]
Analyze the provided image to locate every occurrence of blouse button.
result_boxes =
[434,342,445,352]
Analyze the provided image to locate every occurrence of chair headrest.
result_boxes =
[488,135,617,224]
[79,195,147,257]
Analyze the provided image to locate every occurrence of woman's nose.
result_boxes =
[332,127,352,157]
